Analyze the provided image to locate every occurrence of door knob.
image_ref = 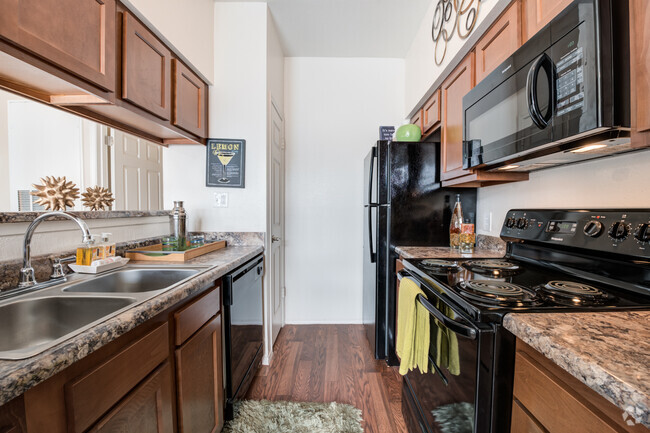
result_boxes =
[272,236,281,242]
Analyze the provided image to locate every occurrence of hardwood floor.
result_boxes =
[246,325,408,433]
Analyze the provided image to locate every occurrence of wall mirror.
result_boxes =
[0,88,166,213]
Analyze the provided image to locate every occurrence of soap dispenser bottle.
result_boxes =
[101,233,116,258]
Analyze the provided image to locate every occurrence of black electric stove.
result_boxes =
[399,209,650,433]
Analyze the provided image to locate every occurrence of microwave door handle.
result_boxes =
[527,53,554,129]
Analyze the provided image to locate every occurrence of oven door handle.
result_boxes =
[398,270,477,340]
[417,294,477,340]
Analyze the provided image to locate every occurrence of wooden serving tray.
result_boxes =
[125,240,226,262]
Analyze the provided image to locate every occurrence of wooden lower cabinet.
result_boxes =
[512,339,647,433]
[14,281,224,433]
[175,314,224,433]
[89,363,174,433]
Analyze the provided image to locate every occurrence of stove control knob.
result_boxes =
[505,217,516,228]
[583,220,603,237]
[634,223,650,242]
[516,218,528,229]
[608,221,629,240]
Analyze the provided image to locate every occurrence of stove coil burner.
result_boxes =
[462,260,521,276]
[541,281,612,306]
[420,259,460,272]
[458,280,540,306]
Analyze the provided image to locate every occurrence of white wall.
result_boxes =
[126,0,214,82]
[404,0,503,114]
[477,150,650,236]
[163,3,269,233]
[284,57,405,324]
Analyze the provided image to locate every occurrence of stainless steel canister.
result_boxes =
[170,201,187,248]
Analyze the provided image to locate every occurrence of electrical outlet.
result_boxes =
[481,212,492,232]
[214,192,228,208]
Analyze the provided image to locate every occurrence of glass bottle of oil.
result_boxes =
[450,194,463,249]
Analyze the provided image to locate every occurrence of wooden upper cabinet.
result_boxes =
[476,1,521,84]
[0,0,116,92]
[122,11,171,120]
[410,108,424,136]
[422,89,441,134]
[175,314,224,433]
[172,59,208,138]
[522,0,573,42]
[441,52,475,181]
[630,0,650,147]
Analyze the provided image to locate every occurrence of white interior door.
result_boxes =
[111,129,164,210]
[269,99,285,345]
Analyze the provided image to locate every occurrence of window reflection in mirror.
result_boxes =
[0,88,164,212]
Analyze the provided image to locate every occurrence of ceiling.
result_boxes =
[215,0,431,57]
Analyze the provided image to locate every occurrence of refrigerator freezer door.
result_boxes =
[364,147,378,205]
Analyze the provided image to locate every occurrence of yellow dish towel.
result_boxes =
[435,299,460,376]
[396,277,430,375]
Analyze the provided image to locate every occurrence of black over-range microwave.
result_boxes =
[463,0,633,172]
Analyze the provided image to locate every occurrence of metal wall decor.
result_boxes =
[431,0,481,66]
[81,186,115,210]
[31,176,80,211]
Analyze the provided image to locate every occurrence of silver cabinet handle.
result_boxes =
[272,236,281,242]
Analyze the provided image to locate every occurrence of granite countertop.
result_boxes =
[395,246,505,259]
[0,245,263,406]
[504,311,650,428]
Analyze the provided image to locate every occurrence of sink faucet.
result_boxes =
[19,211,92,288]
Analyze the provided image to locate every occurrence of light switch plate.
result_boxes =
[214,192,228,208]
[481,212,492,232]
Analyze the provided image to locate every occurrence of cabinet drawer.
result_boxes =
[88,362,174,433]
[0,0,116,92]
[172,59,208,138]
[513,350,619,433]
[122,11,172,120]
[65,322,169,433]
[511,400,547,433]
[174,284,220,346]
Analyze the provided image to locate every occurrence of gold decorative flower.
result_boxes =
[31,176,80,211]
[81,186,115,211]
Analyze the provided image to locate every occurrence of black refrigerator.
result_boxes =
[363,140,476,364]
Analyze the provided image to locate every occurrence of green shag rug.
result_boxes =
[222,400,363,433]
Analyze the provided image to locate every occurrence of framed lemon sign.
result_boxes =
[206,139,246,188]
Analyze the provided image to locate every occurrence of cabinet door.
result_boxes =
[0,396,26,433]
[476,2,521,83]
[423,89,441,134]
[88,363,174,433]
[522,0,573,42]
[410,109,424,135]
[122,11,171,120]
[630,0,650,146]
[175,314,224,433]
[172,59,208,138]
[0,0,116,92]
[511,400,547,433]
[441,53,475,181]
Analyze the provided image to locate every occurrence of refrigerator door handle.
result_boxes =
[367,147,377,206]
[368,205,376,263]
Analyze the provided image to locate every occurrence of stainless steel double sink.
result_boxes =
[0,266,208,360]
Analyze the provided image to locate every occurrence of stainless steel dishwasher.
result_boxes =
[223,254,264,420]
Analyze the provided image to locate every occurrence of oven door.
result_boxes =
[399,271,494,433]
